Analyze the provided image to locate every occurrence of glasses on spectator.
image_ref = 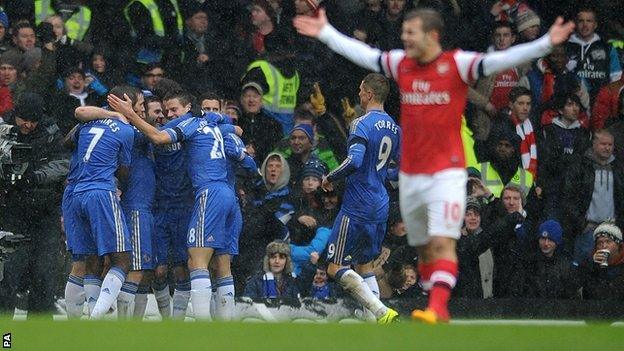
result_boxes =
[144,73,164,78]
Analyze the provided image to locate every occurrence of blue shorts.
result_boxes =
[61,188,76,252]
[215,201,242,256]
[326,211,386,266]
[71,190,131,256]
[187,186,235,250]
[124,208,156,271]
[154,206,191,266]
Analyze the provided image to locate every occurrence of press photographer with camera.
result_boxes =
[0,92,69,315]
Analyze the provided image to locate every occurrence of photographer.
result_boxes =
[0,92,68,315]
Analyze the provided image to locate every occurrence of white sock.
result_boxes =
[215,276,235,321]
[172,280,191,319]
[337,269,387,318]
[210,287,217,318]
[190,269,212,320]
[152,282,171,318]
[90,267,126,320]
[133,285,150,319]
[64,275,85,319]
[84,275,102,316]
[361,272,380,321]
[117,281,139,319]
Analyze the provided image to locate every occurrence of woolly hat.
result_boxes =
[0,51,23,72]
[594,221,623,244]
[15,92,45,122]
[0,8,9,29]
[290,123,314,142]
[302,158,327,180]
[538,219,563,247]
[263,240,293,274]
[516,8,541,33]
[466,197,482,214]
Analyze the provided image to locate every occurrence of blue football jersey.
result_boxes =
[65,127,83,193]
[121,128,156,210]
[73,118,134,193]
[164,116,231,192]
[341,110,401,222]
[224,133,257,188]
[153,113,194,209]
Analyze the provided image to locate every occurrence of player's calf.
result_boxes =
[90,252,131,319]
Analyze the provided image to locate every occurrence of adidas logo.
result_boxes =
[207,235,215,242]
[88,297,97,303]
[102,288,111,294]
[225,292,234,296]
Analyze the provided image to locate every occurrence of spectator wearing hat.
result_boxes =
[562,129,624,266]
[50,67,101,134]
[0,92,68,315]
[243,240,300,299]
[0,51,24,117]
[238,82,283,163]
[285,123,325,188]
[580,221,624,300]
[455,197,498,299]
[0,7,10,54]
[248,0,277,57]
[525,220,579,299]
[515,8,541,43]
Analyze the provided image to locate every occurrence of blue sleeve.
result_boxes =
[119,125,134,167]
[326,141,366,182]
[164,117,198,143]
[204,112,233,125]
[218,123,235,135]
[609,46,622,81]
[289,227,331,264]
[88,76,108,96]
[239,155,258,175]
[224,133,245,161]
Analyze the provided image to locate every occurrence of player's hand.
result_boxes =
[197,54,209,64]
[310,82,326,115]
[293,8,328,38]
[548,16,575,46]
[341,97,357,123]
[298,215,317,228]
[234,125,244,136]
[310,251,320,264]
[107,93,136,120]
[321,176,333,192]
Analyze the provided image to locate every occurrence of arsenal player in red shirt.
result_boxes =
[294,8,574,323]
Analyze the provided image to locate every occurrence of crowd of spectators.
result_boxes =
[1,0,624,312]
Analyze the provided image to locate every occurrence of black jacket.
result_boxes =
[525,251,579,299]
[238,109,283,164]
[581,260,624,300]
[561,152,624,237]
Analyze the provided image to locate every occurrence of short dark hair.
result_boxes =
[142,62,164,76]
[109,85,142,106]
[144,95,162,106]
[577,7,598,20]
[163,90,193,107]
[12,22,34,37]
[555,92,582,110]
[493,21,516,35]
[404,8,444,37]
[153,78,183,99]
[362,73,390,103]
[508,86,532,103]
[294,108,316,125]
[199,92,221,108]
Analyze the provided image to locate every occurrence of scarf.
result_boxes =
[539,59,556,103]
[262,272,279,298]
[511,112,538,177]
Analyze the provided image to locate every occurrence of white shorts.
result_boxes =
[399,168,467,246]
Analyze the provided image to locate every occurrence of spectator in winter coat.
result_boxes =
[592,75,624,129]
[0,51,23,117]
[539,93,592,218]
[525,220,579,299]
[607,90,624,160]
[243,240,300,299]
[50,67,101,134]
[562,129,624,266]
[581,221,624,300]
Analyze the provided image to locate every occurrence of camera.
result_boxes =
[0,124,33,182]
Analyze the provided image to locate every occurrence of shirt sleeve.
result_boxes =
[164,117,197,143]
[455,34,553,84]
[317,23,385,73]
[224,133,246,161]
[380,50,407,81]
[609,46,622,82]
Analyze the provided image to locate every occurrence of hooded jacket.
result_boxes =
[566,33,622,97]
[562,149,624,237]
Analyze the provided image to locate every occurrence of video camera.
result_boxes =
[0,124,32,184]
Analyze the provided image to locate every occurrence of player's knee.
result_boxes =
[173,264,189,280]
[425,237,456,259]
[109,252,131,273]
[154,265,168,281]
[70,261,86,277]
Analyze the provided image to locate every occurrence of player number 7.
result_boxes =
[83,127,105,162]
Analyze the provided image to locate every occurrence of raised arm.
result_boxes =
[74,106,127,123]
[293,9,383,72]
[107,94,172,145]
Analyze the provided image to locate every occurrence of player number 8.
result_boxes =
[189,228,196,243]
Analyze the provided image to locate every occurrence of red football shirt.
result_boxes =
[381,49,481,174]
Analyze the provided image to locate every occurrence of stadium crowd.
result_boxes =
[0,0,623,318]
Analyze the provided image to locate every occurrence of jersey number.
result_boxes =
[83,127,105,162]
[376,136,392,171]
[203,126,225,159]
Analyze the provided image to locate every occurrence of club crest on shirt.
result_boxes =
[437,62,450,75]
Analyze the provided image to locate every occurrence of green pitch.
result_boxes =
[2,318,622,351]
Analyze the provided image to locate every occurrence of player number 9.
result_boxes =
[376,136,392,171]
[327,243,335,259]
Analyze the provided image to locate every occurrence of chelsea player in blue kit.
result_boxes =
[322,74,401,323]
[108,92,240,320]
[70,86,137,319]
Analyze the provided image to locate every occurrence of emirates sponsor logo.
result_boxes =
[401,91,451,105]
